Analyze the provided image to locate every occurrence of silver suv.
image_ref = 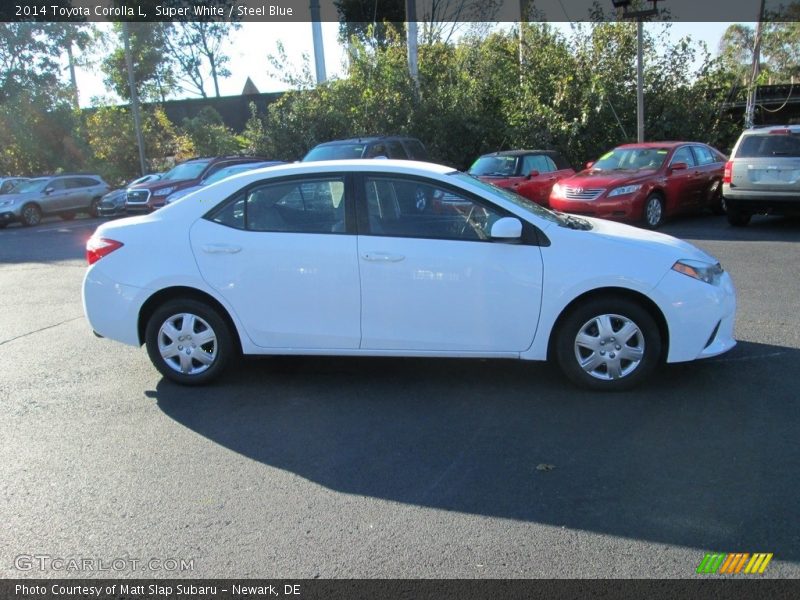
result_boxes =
[722,125,800,226]
[0,174,110,227]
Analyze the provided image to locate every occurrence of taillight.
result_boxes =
[86,237,123,265]
[722,161,733,184]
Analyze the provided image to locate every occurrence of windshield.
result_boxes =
[304,144,365,161]
[13,178,50,193]
[162,160,211,181]
[592,148,668,171]
[468,155,518,177]
[449,172,565,226]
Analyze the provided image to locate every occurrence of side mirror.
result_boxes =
[585,161,594,170]
[670,162,688,172]
[490,217,522,240]
[526,169,540,179]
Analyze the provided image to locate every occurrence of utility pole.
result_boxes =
[745,0,766,128]
[406,0,419,98]
[122,22,147,177]
[310,0,327,84]
[636,20,644,142]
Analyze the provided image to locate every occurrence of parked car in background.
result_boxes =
[0,174,110,227]
[98,173,163,218]
[303,136,429,162]
[126,156,269,214]
[722,125,800,226]
[0,177,30,195]
[165,161,284,204]
[84,160,736,391]
[468,150,575,207]
[549,142,727,229]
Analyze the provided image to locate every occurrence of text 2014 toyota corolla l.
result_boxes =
[82,160,736,391]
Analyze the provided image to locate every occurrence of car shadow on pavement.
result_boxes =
[154,340,799,562]
[662,214,800,243]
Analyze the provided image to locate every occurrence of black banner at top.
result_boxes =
[0,0,796,23]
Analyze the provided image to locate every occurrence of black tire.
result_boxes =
[60,212,75,221]
[555,297,662,391]
[20,203,42,227]
[710,184,726,215]
[145,299,234,385]
[642,193,665,229]
[726,203,751,227]
[88,198,101,218]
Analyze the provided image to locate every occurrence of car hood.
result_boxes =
[562,169,659,188]
[0,191,38,202]
[578,216,717,263]
[130,178,193,192]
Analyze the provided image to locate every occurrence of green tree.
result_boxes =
[180,107,243,156]
[101,23,176,103]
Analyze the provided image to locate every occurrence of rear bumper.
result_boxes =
[721,189,800,216]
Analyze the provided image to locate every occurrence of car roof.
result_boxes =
[314,136,419,146]
[260,159,453,175]
[480,149,562,157]
[615,141,691,150]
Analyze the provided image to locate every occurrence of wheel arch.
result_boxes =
[546,287,669,361]
[137,286,243,353]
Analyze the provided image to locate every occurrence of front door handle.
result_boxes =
[202,244,242,254]
[361,252,405,262]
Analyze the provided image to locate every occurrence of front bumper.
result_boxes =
[549,194,641,221]
[97,204,127,217]
[654,269,737,363]
[0,210,20,224]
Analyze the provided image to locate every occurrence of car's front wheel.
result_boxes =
[145,299,234,385]
[555,297,662,391]
[20,203,42,227]
[642,194,665,229]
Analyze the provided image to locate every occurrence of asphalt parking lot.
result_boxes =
[1,212,798,579]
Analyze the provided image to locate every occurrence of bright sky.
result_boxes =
[73,21,742,108]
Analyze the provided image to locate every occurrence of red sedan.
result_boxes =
[468,150,575,207]
[548,142,727,229]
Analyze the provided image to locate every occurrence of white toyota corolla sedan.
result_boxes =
[83,160,736,391]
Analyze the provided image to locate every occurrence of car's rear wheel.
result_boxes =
[726,203,751,227]
[88,198,101,218]
[555,297,662,391]
[145,299,234,385]
[21,203,42,227]
[643,194,665,229]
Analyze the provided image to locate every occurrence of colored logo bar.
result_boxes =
[697,553,773,574]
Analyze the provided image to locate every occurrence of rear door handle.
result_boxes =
[361,252,405,262]
[202,244,242,254]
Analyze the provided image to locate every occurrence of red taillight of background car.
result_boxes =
[723,161,733,184]
[86,237,123,265]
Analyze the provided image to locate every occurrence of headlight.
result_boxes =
[608,184,642,197]
[672,259,724,286]
[0,199,15,207]
[551,183,563,196]
[153,187,175,197]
